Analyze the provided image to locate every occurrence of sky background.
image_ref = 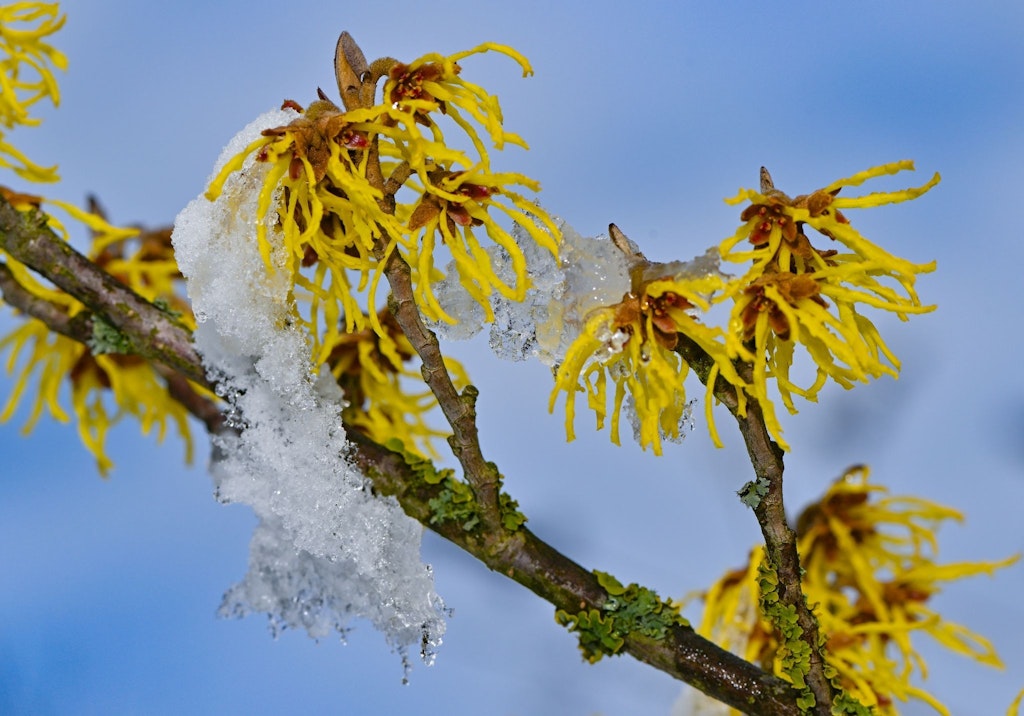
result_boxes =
[2,1,1024,714]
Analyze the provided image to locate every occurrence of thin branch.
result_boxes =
[677,334,836,713]
[0,197,205,385]
[0,259,226,436]
[383,248,505,531]
[157,365,224,434]
[0,261,92,342]
[330,33,506,531]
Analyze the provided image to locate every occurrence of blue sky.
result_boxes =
[3,1,1024,714]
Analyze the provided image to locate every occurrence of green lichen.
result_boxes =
[152,297,183,320]
[757,558,874,714]
[830,690,874,715]
[556,571,689,663]
[758,558,816,712]
[385,438,453,485]
[822,659,874,714]
[428,479,479,531]
[385,439,526,533]
[498,491,526,531]
[88,315,132,355]
[738,476,770,509]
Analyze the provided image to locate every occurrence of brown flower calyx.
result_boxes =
[740,271,828,342]
[69,350,144,389]
[0,185,43,209]
[258,95,369,182]
[745,167,847,263]
[605,287,696,355]
[407,170,496,232]
[387,61,452,125]
[325,309,413,412]
[604,224,697,352]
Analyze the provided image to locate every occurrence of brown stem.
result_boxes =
[382,249,504,531]
[676,335,836,714]
[157,365,224,434]
[0,261,92,342]
[0,198,205,385]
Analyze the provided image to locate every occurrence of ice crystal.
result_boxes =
[171,109,445,660]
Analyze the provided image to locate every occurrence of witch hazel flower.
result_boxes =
[718,161,939,449]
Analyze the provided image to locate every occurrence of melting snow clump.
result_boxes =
[171,109,445,662]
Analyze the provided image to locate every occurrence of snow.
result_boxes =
[171,110,445,662]
[432,218,635,365]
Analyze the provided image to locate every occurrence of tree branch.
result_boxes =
[0,197,205,385]
[349,429,803,716]
[0,257,226,437]
[382,249,505,532]
[677,334,836,713]
[0,261,92,342]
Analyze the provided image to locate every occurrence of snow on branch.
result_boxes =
[172,110,445,659]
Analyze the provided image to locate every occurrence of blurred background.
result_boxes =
[2,1,1023,714]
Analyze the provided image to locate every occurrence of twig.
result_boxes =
[0,261,92,342]
[328,37,507,530]
[382,249,504,530]
[0,258,225,436]
[0,197,205,385]
[677,334,836,713]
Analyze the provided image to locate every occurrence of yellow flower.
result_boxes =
[382,43,533,167]
[205,43,559,365]
[719,162,939,447]
[690,466,1018,715]
[1,321,196,475]
[0,2,65,182]
[1009,688,1024,716]
[399,165,558,324]
[324,307,469,460]
[549,254,742,454]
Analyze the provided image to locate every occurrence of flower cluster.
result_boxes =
[689,466,1017,715]
[324,307,468,460]
[0,3,204,473]
[719,162,939,447]
[205,43,560,366]
[550,163,937,453]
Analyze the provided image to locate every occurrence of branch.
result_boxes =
[677,335,836,713]
[382,250,507,533]
[0,257,226,438]
[350,430,803,715]
[0,197,205,385]
[0,261,92,342]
